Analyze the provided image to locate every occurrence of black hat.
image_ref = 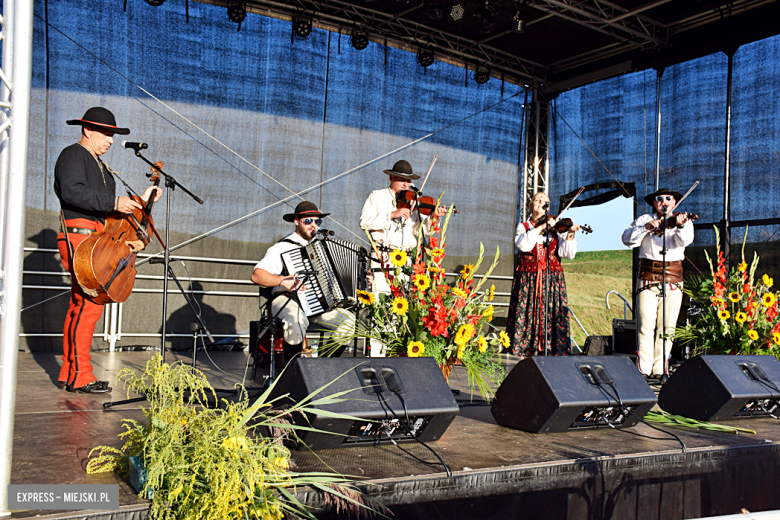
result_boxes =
[383,160,420,180]
[644,187,683,205]
[283,201,330,222]
[66,107,130,135]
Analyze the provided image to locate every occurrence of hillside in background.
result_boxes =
[562,250,633,350]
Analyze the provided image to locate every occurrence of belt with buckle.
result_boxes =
[64,227,95,235]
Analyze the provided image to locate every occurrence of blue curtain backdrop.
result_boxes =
[28,0,525,258]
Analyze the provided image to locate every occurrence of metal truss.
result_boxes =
[520,90,550,222]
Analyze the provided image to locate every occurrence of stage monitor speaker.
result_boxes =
[268,357,459,450]
[491,356,656,433]
[612,319,637,356]
[658,355,780,421]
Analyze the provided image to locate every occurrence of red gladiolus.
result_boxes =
[743,283,751,294]
[429,236,439,248]
[422,306,450,337]
[767,306,778,320]
[412,263,425,275]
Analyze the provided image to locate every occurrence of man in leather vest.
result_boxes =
[622,188,694,381]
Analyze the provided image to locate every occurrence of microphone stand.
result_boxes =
[543,203,552,357]
[660,205,669,381]
[103,150,205,409]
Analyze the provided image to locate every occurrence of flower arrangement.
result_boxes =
[354,201,506,400]
[674,227,780,359]
[87,355,376,520]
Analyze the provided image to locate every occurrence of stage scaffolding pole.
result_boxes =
[654,67,664,192]
[721,49,736,272]
[0,0,34,515]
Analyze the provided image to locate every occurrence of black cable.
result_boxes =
[595,377,686,453]
[376,391,453,477]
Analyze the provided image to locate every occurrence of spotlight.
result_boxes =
[425,0,446,20]
[350,29,369,50]
[510,11,525,33]
[144,0,166,5]
[477,1,497,34]
[293,16,313,39]
[417,47,435,68]
[449,2,465,21]
[474,65,490,84]
[227,2,247,24]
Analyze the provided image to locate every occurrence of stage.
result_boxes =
[8,350,780,519]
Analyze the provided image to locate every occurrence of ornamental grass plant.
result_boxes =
[674,227,780,359]
[348,199,506,400]
[86,355,379,520]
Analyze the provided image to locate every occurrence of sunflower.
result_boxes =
[477,337,488,353]
[499,331,510,348]
[482,306,495,322]
[763,274,774,288]
[712,297,725,307]
[735,311,747,323]
[407,340,425,357]
[748,330,759,341]
[728,292,741,303]
[391,297,409,315]
[738,262,748,272]
[454,324,476,346]
[413,274,431,291]
[774,332,780,346]
[762,292,777,308]
[452,287,469,299]
[389,249,407,267]
[431,248,445,257]
[488,284,495,301]
[357,290,375,305]
[428,264,441,274]
[718,310,730,320]
[457,344,466,359]
[460,264,475,278]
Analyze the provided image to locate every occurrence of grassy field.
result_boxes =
[561,250,633,349]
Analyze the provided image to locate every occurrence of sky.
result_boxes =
[563,196,636,252]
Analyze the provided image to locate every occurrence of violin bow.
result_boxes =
[670,180,700,211]
[406,155,437,218]
[556,186,585,221]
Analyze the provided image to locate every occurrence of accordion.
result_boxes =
[281,238,367,317]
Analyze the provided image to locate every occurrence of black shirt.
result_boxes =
[54,143,116,222]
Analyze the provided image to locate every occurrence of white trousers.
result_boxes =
[368,270,392,357]
[271,295,356,346]
[636,281,683,376]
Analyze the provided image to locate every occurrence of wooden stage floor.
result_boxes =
[9,350,780,519]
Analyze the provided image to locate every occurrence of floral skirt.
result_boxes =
[506,270,571,357]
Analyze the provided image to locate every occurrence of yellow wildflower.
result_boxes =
[738,262,747,272]
[457,344,466,359]
[273,457,289,469]
[488,284,495,301]
[460,264,475,278]
[413,274,431,291]
[407,340,425,357]
[719,310,730,320]
[499,331,510,348]
[389,249,407,267]
[357,290,375,305]
[728,292,741,303]
[454,324,476,346]
[748,330,759,341]
[483,306,495,322]
[763,293,777,308]
[735,311,747,323]
[391,297,409,315]
[763,274,774,288]
[477,337,488,353]
[452,288,469,299]
[222,436,248,451]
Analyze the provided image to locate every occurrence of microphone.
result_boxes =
[543,202,550,210]
[409,185,422,194]
[149,257,182,264]
[317,228,335,236]
[121,141,149,151]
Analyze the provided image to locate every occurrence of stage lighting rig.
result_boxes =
[227,2,247,24]
[293,16,313,39]
[144,0,166,5]
[474,64,490,84]
[476,0,497,34]
[417,47,435,68]
[350,29,370,50]
[510,11,525,33]
[425,0,446,20]
[449,2,465,21]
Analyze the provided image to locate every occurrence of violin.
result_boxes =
[72,162,163,304]
[396,189,459,216]
[649,211,698,236]
[535,214,593,235]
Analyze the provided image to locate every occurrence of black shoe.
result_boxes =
[57,381,67,390]
[659,374,669,384]
[69,381,112,394]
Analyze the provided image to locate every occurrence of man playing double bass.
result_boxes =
[55,107,161,394]
[622,188,693,382]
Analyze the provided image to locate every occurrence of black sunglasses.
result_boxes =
[301,218,322,226]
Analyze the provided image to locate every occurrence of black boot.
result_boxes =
[283,341,303,365]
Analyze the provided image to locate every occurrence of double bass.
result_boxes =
[72,162,163,304]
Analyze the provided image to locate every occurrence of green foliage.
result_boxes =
[674,226,780,359]
[87,355,378,520]
[645,410,756,434]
